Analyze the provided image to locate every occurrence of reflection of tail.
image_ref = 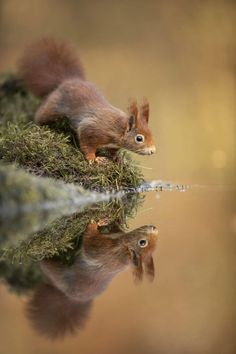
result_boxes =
[25,282,92,339]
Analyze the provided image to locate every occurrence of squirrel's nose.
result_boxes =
[151,226,158,234]
[146,225,159,235]
[149,145,156,154]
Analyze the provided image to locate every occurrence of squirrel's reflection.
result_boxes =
[26,221,158,339]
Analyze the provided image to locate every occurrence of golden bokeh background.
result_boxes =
[0,1,236,353]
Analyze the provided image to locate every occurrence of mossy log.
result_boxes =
[0,76,143,190]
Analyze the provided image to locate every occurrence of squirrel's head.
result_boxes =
[124,225,158,283]
[122,99,156,155]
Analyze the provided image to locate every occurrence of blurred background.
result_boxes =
[0,1,236,353]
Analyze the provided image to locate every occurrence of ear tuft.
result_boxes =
[128,115,134,131]
[128,99,138,127]
[144,256,155,282]
[129,248,143,284]
[132,264,144,284]
[140,98,149,124]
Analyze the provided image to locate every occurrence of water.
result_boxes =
[0,184,235,354]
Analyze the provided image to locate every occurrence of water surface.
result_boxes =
[1,186,235,354]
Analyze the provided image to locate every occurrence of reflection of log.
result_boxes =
[0,163,104,216]
[0,163,143,262]
[0,163,125,248]
[0,190,143,295]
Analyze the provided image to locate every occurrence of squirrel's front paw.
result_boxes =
[94,156,109,165]
[97,218,110,227]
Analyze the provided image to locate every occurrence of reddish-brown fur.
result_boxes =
[19,38,156,162]
[25,222,158,339]
[19,38,85,97]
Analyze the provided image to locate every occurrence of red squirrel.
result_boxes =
[26,222,158,338]
[19,38,156,162]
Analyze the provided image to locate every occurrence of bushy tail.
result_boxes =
[18,38,85,97]
[26,283,92,339]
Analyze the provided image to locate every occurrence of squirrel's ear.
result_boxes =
[129,248,143,283]
[140,98,149,124]
[144,256,155,282]
[128,99,138,128]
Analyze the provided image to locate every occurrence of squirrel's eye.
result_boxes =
[135,134,145,144]
[138,239,148,248]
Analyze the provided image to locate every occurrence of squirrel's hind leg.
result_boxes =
[78,129,105,163]
[35,89,63,124]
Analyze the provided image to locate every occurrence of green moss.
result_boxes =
[0,76,144,190]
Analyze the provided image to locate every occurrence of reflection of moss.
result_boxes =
[0,163,88,213]
[0,163,97,248]
[0,193,143,294]
[0,260,42,295]
[0,76,143,190]
[1,193,143,263]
